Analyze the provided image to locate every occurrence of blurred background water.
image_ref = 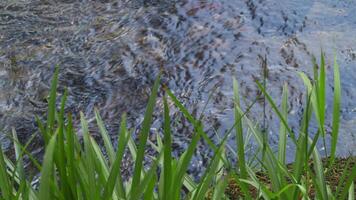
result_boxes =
[1,0,355,177]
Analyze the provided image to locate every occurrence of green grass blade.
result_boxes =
[0,145,13,199]
[166,88,231,168]
[236,104,287,194]
[244,166,274,200]
[339,164,356,200]
[183,174,197,193]
[35,115,48,145]
[11,128,25,181]
[75,161,91,199]
[172,128,201,200]
[233,78,247,179]
[144,174,157,200]
[56,89,72,198]
[335,157,353,197]
[90,137,110,185]
[128,135,137,161]
[299,71,325,138]
[310,138,328,200]
[256,81,296,145]
[212,175,228,200]
[95,108,115,164]
[132,153,162,200]
[46,66,59,136]
[130,75,160,199]
[330,54,341,165]
[192,138,226,200]
[80,112,100,200]
[103,114,129,200]
[291,91,313,199]
[163,96,173,200]
[318,52,326,135]
[270,184,307,199]
[278,83,288,165]
[65,113,78,199]
[348,182,354,200]
[38,133,57,200]
[166,89,218,152]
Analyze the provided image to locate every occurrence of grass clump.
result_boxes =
[0,53,355,200]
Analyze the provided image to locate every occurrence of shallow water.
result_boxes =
[1,0,356,176]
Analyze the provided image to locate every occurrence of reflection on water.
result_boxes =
[1,0,356,177]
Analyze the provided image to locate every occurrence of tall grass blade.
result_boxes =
[310,137,328,200]
[131,75,160,199]
[64,113,78,199]
[183,174,197,193]
[163,96,173,200]
[80,112,100,200]
[256,81,296,144]
[38,133,57,200]
[0,146,12,199]
[212,175,228,200]
[192,136,226,200]
[144,174,157,200]
[56,89,72,198]
[278,83,288,165]
[103,114,128,200]
[166,89,217,152]
[348,182,354,200]
[330,54,341,165]
[318,52,326,136]
[171,129,200,200]
[46,66,60,137]
[233,78,247,179]
[339,164,356,200]
[132,153,162,200]
[89,137,110,183]
[95,109,115,164]
[11,128,25,180]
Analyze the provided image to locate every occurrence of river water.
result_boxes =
[1,0,356,177]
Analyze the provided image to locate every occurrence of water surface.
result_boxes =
[1,0,356,176]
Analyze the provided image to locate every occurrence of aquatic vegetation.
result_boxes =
[0,54,355,200]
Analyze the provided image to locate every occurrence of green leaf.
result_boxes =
[330,54,341,165]
[80,112,100,200]
[95,109,115,164]
[103,114,129,200]
[132,153,162,200]
[192,137,226,200]
[339,163,356,200]
[256,81,296,145]
[278,83,288,165]
[38,133,57,200]
[317,52,326,136]
[0,146,13,200]
[212,175,228,200]
[131,75,160,199]
[163,96,173,200]
[348,182,354,200]
[46,66,60,136]
[171,127,200,200]
[144,174,157,200]
[11,128,25,181]
[166,89,218,152]
[310,137,328,200]
[233,78,247,179]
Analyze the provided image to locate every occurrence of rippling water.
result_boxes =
[1,0,356,177]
